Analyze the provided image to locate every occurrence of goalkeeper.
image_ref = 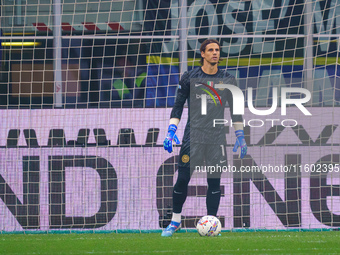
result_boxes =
[161,39,247,237]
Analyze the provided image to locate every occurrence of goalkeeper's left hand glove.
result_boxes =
[233,130,247,159]
[163,124,180,153]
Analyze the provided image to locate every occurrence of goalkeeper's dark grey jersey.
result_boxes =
[170,67,243,145]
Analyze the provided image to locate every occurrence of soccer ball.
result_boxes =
[196,215,221,237]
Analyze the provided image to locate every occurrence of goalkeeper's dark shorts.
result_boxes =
[178,139,228,177]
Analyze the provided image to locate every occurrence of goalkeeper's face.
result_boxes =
[201,43,220,66]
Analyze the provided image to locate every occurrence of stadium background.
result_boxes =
[0,0,340,233]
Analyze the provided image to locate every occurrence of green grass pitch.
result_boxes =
[1,231,340,254]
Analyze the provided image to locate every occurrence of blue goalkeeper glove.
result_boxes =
[163,124,180,153]
[233,130,247,159]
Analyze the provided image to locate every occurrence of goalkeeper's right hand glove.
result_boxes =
[233,130,247,159]
[163,124,180,153]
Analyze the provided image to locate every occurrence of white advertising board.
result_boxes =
[0,108,339,231]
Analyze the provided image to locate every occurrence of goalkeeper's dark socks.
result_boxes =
[172,167,191,214]
[172,188,188,213]
[206,189,221,216]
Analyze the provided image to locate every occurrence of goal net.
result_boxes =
[0,0,339,232]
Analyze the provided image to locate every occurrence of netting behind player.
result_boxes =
[0,0,339,232]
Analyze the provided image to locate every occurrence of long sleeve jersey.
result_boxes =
[170,67,243,145]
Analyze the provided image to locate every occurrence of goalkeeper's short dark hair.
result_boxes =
[199,39,221,65]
